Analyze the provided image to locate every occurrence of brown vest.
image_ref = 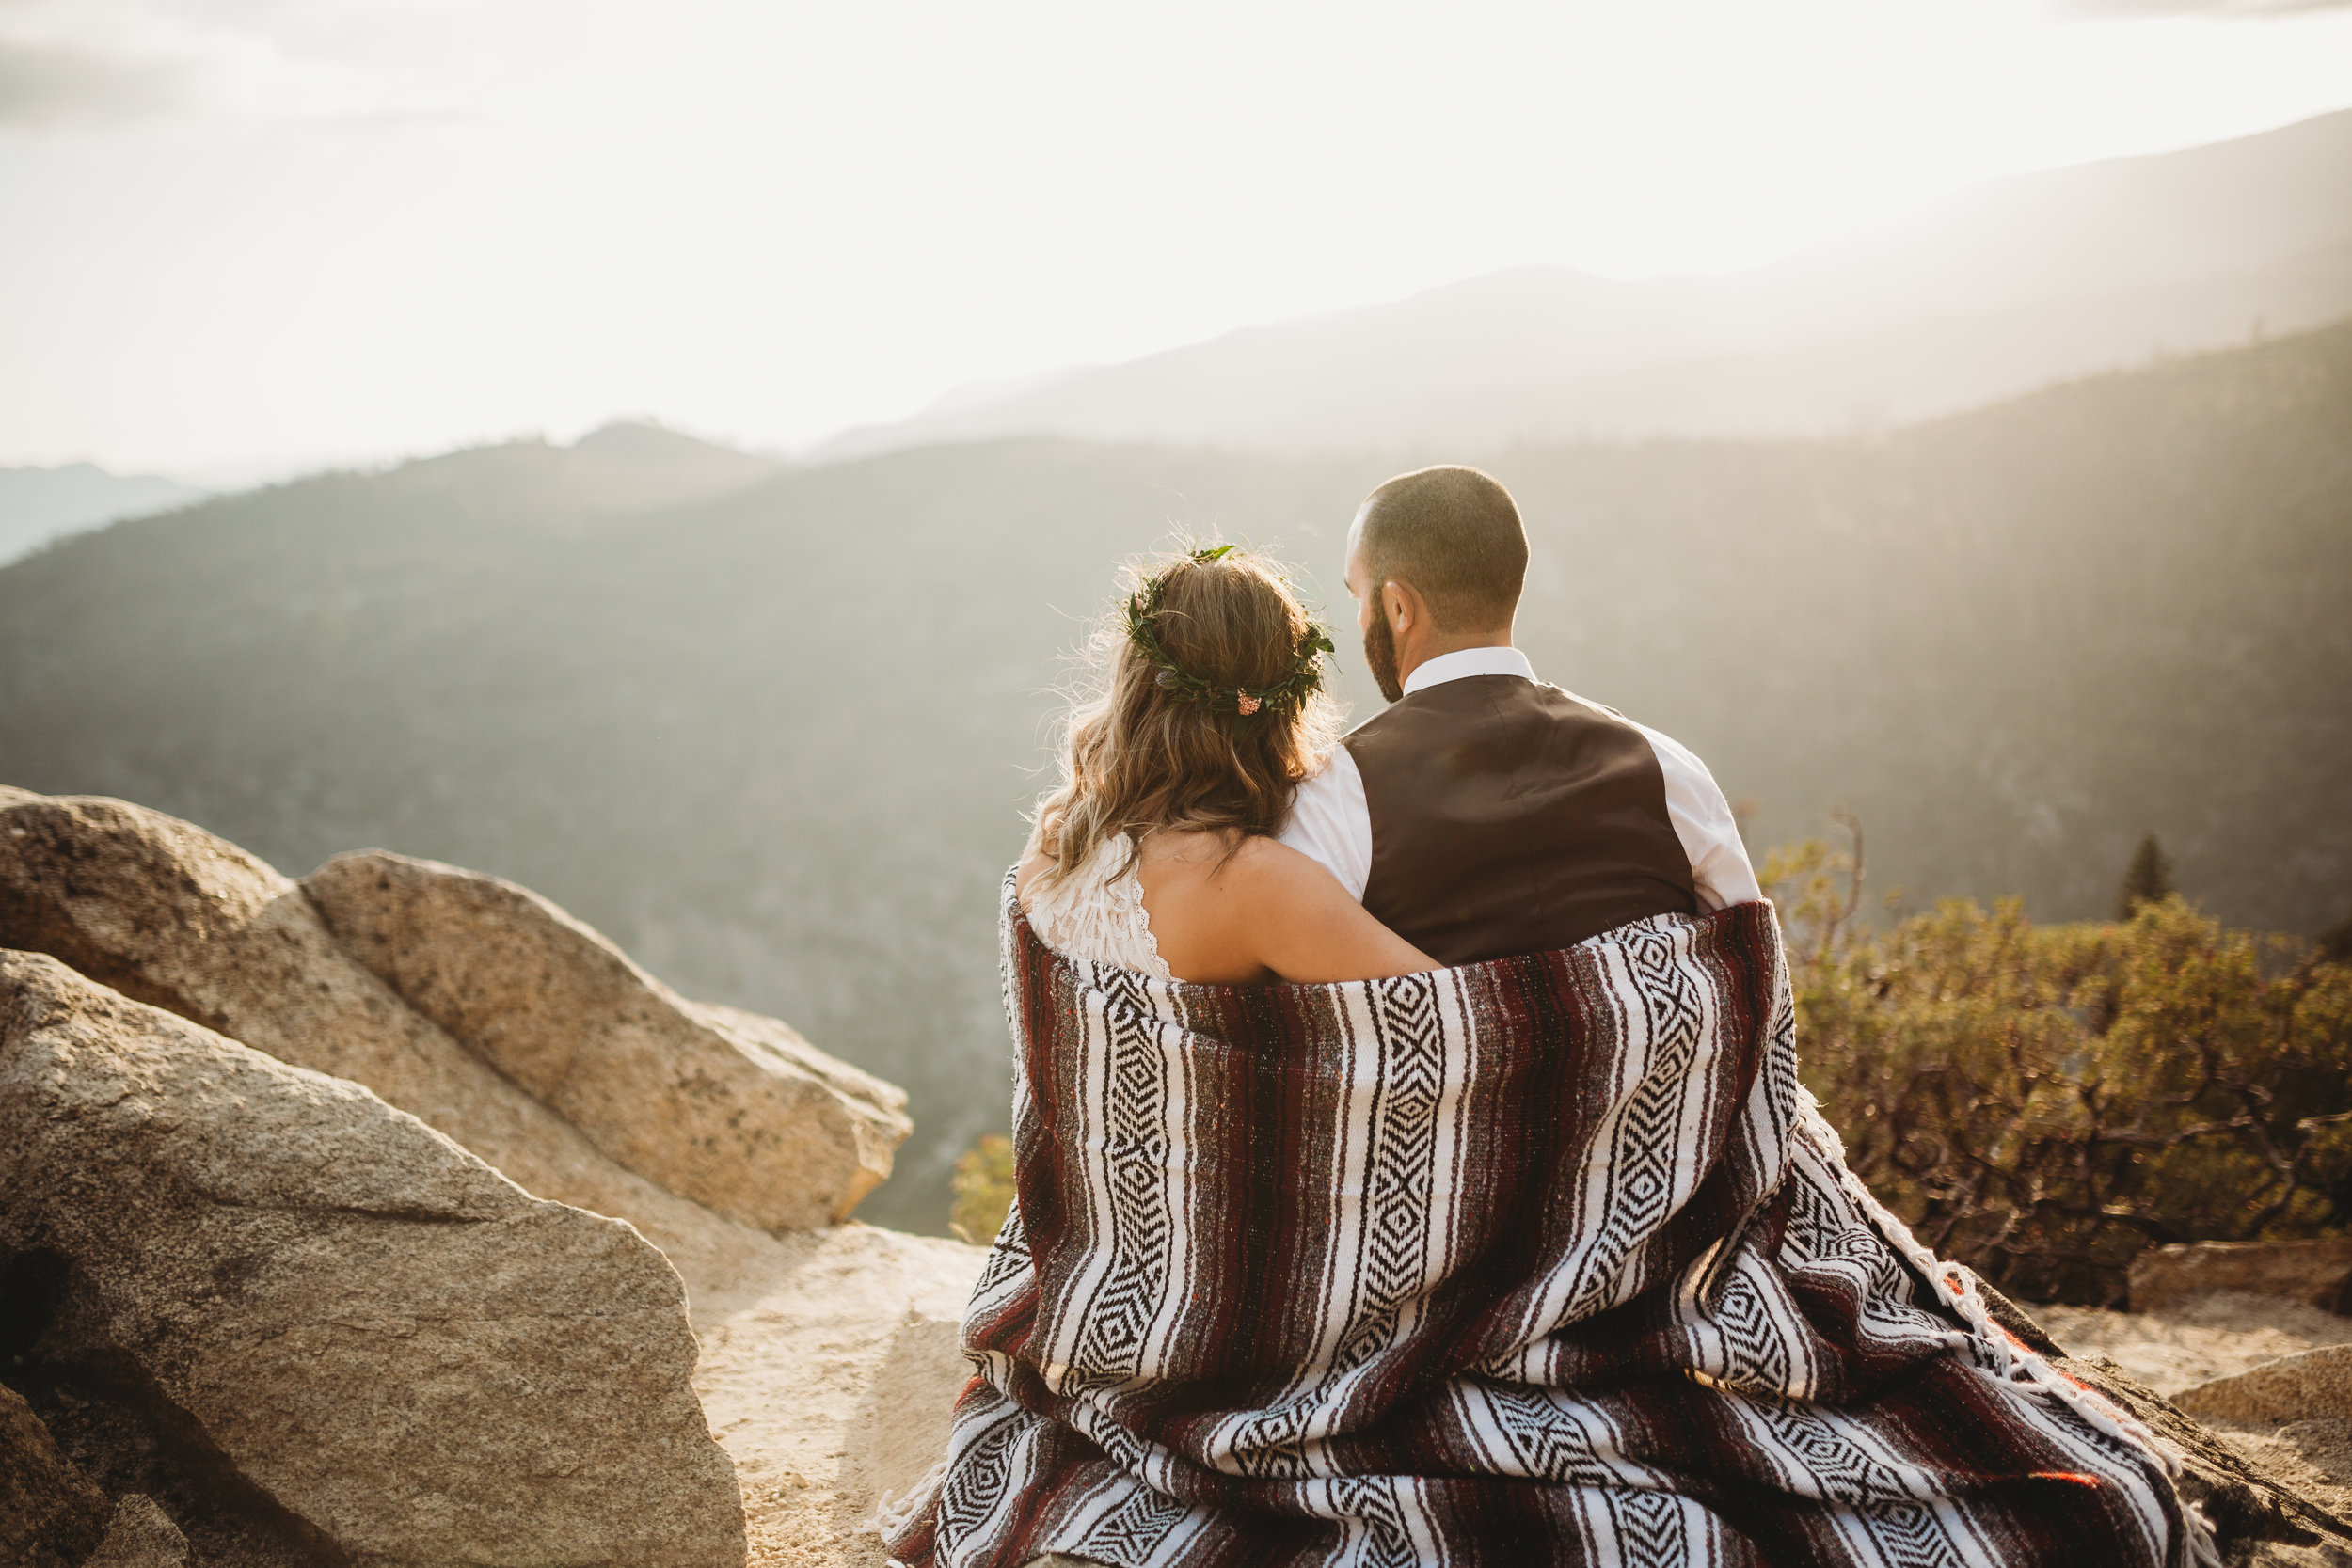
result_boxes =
[1346,677,1697,966]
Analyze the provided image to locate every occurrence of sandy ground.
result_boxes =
[2037,1292,2352,1397]
[658,1212,988,1568]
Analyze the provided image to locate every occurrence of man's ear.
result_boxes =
[1381,579,1414,633]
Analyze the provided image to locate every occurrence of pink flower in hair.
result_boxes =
[1235,691,1262,716]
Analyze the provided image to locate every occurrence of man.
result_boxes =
[1280,464,1759,962]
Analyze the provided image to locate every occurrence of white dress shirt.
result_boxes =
[1278,645,1763,911]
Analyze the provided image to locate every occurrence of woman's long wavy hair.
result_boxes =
[1028,546,1341,891]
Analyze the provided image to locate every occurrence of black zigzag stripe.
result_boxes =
[930,1402,1037,1556]
[1481,1384,1640,1489]
[1073,1480,1195,1562]
[1325,1475,1425,1568]
[1330,970,1449,1371]
[1858,1497,1969,1568]
[1708,1265,1798,1393]
[1605,1486,1700,1568]
[1065,961,1180,1395]
[1563,934,1713,1322]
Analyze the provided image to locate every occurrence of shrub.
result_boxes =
[950,1133,1016,1244]
[1772,835,2352,1305]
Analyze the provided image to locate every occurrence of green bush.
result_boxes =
[950,1133,1017,1245]
[1772,836,2352,1305]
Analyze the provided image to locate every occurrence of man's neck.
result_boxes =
[1395,630,1513,691]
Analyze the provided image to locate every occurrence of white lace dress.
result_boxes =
[1021,832,1172,979]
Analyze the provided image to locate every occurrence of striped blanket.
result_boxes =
[882,888,2208,1568]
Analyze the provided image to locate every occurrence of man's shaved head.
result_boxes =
[1350,466,1527,632]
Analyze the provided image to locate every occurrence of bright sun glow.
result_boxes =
[3,0,2350,473]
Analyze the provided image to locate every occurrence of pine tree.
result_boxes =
[2318,910,2352,967]
[2116,833,2175,920]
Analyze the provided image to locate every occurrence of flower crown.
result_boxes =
[1122,545,1337,726]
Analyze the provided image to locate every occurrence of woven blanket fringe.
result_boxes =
[1809,1107,2221,1568]
[867,1456,950,1551]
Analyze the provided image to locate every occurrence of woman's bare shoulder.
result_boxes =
[1131,829,1343,913]
[1222,833,1437,981]
[1218,832,1352,903]
[1014,847,1055,905]
[1132,825,1234,881]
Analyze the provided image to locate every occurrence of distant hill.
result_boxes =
[0,421,775,566]
[818,111,2352,458]
[0,463,207,563]
[560,419,787,503]
[3,323,2345,1231]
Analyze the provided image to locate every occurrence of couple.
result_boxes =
[1018,465,1756,996]
[882,469,2205,1568]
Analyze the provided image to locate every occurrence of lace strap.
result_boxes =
[1022,834,1171,979]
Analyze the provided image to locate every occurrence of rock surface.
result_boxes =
[305,849,907,1231]
[0,788,891,1240]
[0,949,746,1567]
[2064,1353,2352,1566]
[2179,1346,2352,1429]
[0,1379,111,1568]
[680,1218,984,1568]
[2040,1291,2352,1397]
[2135,1241,2352,1316]
[85,1495,191,1568]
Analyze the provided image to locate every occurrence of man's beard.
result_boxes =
[1362,613,1404,704]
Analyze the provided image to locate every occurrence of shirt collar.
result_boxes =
[1399,644,1536,698]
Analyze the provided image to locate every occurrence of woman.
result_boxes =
[1016,543,1431,984]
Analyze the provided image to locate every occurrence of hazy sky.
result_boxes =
[4,0,2350,477]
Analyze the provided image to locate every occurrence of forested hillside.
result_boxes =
[3,322,2345,1229]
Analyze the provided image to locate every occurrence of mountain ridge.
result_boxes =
[0,462,209,565]
[817,110,2352,459]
